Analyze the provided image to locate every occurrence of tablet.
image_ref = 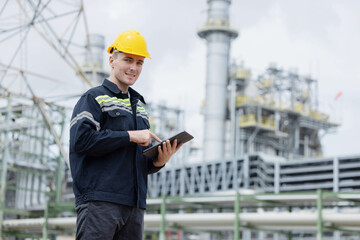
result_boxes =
[142,131,194,158]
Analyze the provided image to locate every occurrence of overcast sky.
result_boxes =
[1,0,359,157]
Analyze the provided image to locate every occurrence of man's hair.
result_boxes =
[112,49,122,59]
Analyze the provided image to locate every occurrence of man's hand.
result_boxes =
[128,129,161,146]
[153,139,183,167]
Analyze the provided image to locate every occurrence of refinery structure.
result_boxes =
[0,1,359,240]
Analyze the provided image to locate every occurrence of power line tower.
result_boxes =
[0,1,100,238]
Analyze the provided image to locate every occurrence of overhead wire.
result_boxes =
[22,0,93,87]
[62,8,82,56]
[0,0,91,100]
[0,0,45,86]
[0,9,79,36]
[0,0,9,18]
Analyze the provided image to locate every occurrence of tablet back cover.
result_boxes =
[142,131,193,158]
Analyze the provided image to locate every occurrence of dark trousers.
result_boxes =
[75,201,144,240]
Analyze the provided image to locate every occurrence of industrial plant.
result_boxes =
[0,1,359,240]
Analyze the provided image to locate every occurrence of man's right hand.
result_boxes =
[128,129,161,146]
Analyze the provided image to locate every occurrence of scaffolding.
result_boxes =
[0,89,72,238]
[227,63,339,160]
[0,1,94,238]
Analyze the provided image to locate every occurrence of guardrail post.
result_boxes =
[234,191,240,240]
[317,189,323,240]
[287,231,292,240]
[159,196,166,240]
[42,200,49,240]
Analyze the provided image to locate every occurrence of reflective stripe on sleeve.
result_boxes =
[70,111,101,131]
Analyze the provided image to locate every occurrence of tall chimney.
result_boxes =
[198,0,238,161]
[83,34,109,86]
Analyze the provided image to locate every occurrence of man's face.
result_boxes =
[109,51,145,91]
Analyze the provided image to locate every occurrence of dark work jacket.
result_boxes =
[69,79,163,208]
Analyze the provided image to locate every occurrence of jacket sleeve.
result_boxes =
[147,156,165,174]
[70,93,133,157]
[142,143,165,174]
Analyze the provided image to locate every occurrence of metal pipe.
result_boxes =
[3,212,360,232]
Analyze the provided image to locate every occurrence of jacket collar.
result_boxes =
[102,79,146,104]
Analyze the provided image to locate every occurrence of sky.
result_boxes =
[1,0,359,158]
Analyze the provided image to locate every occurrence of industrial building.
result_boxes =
[0,0,359,240]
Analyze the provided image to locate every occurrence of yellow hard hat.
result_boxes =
[107,30,151,59]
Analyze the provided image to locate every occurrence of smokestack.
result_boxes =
[83,34,109,86]
[198,0,238,161]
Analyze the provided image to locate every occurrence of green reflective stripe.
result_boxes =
[95,95,130,106]
[95,95,149,120]
[95,95,111,103]
[137,105,148,120]
[98,98,130,106]
[95,95,108,100]
[137,106,147,113]
[95,95,132,114]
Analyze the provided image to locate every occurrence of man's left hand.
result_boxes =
[153,139,183,167]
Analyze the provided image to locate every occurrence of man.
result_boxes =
[69,30,182,240]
